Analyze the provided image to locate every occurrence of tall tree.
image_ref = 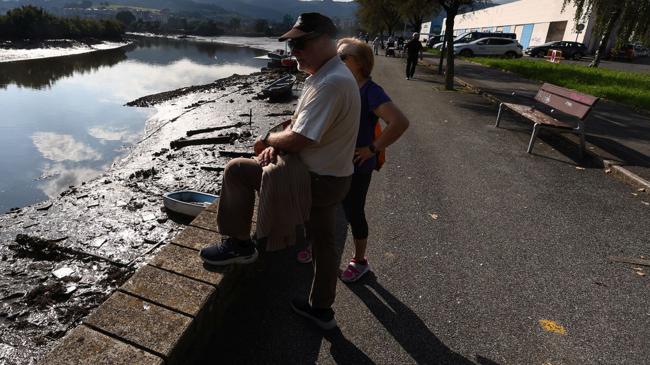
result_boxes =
[356,0,402,36]
[398,0,442,33]
[229,17,241,31]
[438,0,485,90]
[563,0,650,67]
[115,11,136,26]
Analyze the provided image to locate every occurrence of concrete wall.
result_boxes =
[441,0,590,47]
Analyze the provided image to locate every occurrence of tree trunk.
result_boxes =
[444,7,457,90]
[590,7,622,68]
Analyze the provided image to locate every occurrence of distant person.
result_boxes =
[372,36,380,55]
[297,37,410,283]
[200,12,360,330]
[405,32,423,80]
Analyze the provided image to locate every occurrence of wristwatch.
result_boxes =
[368,144,377,153]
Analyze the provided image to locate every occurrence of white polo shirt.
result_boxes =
[291,56,360,177]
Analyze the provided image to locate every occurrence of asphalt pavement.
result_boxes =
[202,56,650,365]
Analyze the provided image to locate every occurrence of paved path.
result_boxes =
[421,55,650,181]
[205,56,650,365]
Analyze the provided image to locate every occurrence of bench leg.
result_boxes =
[527,123,542,154]
[495,103,505,128]
[578,130,586,160]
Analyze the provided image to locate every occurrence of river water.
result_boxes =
[0,36,273,213]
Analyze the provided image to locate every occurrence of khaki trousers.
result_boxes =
[217,157,351,309]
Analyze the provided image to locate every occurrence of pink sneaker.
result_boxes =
[340,258,370,283]
[297,244,312,264]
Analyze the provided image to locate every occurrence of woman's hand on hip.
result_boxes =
[354,146,375,166]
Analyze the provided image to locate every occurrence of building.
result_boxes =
[440,0,612,52]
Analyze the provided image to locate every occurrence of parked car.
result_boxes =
[433,31,517,49]
[426,35,444,48]
[633,44,648,57]
[453,37,523,58]
[609,44,636,61]
[524,41,588,60]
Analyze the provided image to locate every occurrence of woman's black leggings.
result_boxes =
[342,173,372,240]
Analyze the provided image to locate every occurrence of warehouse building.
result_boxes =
[438,0,613,52]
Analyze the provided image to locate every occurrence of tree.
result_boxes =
[254,19,269,34]
[115,11,136,27]
[437,0,485,90]
[563,0,650,67]
[229,17,241,31]
[356,0,402,36]
[397,0,442,32]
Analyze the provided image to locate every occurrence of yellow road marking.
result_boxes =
[539,320,567,335]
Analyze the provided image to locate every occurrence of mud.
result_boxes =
[0,67,304,364]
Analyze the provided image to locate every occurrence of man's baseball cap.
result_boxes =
[278,13,338,41]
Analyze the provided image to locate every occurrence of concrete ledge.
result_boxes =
[40,199,250,364]
[38,325,163,365]
[84,292,192,359]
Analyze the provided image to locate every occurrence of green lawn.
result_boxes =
[424,48,441,57]
[470,58,650,111]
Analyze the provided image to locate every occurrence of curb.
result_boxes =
[38,201,252,364]
[448,69,650,194]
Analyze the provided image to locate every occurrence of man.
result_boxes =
[199,13,360,330]
[405,32,424,80]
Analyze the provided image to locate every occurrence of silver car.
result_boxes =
[453,37,523,58]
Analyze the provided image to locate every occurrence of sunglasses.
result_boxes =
[288,33,321,51]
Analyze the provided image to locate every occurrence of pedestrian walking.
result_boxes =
[200,12,360,331]
[405,32,423,80]
[372,36,380,55]
[296,37,410,283]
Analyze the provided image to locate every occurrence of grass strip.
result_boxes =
[471,58,650,111]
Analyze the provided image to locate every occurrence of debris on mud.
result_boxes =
[1,68,303,364]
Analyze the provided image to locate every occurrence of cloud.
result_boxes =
[88,126,140,144]
[38,163,104,198]
[32,132,102,162]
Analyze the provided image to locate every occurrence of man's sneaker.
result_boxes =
[296,244,312,264]
[199,238,258,266]
[290,298,337,330]
[340,258,370,283]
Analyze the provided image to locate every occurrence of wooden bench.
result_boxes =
[494,83,599,159]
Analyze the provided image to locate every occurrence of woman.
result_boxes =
[297,37,410,283]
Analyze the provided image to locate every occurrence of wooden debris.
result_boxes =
[608,256,650,267]
[170,135,232,150]
[219,150,255,158]
[36,202,53,211]
[186,122,244,137]
[200,166,224,172]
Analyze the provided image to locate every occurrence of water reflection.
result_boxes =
[38,163,104,198]
[0,36,267,212]
[32,132,102,162]
[0,48,128,90]
[88,126,140,144]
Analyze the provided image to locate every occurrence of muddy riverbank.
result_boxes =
[0,69,302,364]
[0,39,131,63]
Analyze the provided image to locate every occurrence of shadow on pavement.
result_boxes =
[200,209,371,364]
[346,272,479,365]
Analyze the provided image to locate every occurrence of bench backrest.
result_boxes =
[534,83,599,120]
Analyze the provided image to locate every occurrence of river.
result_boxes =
[0,36,275,213]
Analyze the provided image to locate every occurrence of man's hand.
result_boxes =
[257,146,278,167]
[354,146,375,166]
[254,138,267,156]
